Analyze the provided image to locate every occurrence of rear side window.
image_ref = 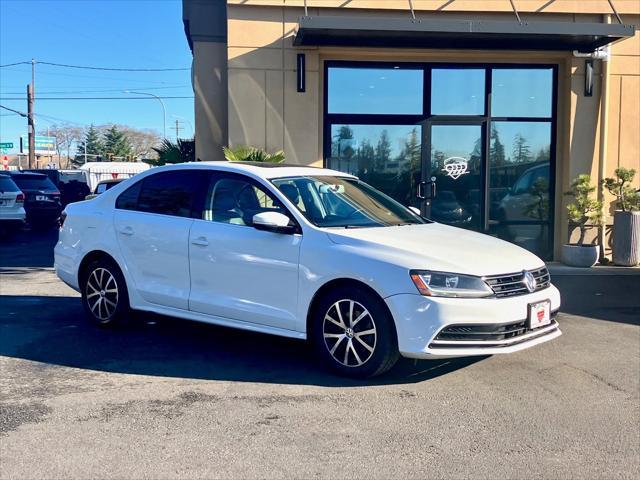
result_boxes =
[0,177,20,192]
[12,175,57,191]
[116,171,201,218]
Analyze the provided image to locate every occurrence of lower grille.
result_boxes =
[430,311,559,348]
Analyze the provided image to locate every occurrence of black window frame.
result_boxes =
[115,170,209,219]
[323,60,558,260]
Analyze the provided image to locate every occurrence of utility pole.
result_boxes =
[27,84,35,169]
[172,119,182,140]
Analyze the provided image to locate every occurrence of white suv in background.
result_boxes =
[55,162,561,378]
[0,173,26,235]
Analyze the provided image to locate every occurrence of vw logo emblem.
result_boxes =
[523,271,537,293]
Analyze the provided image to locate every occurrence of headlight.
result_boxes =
[410,270,494,298]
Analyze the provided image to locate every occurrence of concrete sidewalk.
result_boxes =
[547,262,640,276]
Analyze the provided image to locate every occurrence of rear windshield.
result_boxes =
[11,175,57,191]
[0,177,20,192]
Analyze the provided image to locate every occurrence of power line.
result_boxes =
[37,61,190,72]
[0,96,193,101]
[0,85,191,95]
[0,61,31,68]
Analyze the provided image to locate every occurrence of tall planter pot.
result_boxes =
[612,211,640,266]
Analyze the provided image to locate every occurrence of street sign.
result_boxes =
[19,136,56,155]
[0,142,13,149]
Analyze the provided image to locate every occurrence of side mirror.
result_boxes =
[252,211,297,234]
[408,206,421,216]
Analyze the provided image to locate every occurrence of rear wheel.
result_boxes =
[311,286,400,378]
[81,258,130,327]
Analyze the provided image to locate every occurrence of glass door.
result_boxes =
[422,122,485,231]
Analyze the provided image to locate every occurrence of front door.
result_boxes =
[188,172,302,331]
[422,122,485,232]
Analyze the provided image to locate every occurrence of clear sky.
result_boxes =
[0,0,194,154]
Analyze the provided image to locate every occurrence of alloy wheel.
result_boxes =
[323,299,377,367]
[86,267,119,322]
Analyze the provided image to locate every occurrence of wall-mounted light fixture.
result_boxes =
[585,59,594,97]
[297,54,306,93]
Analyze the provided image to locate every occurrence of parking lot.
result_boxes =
[1,229,639,479]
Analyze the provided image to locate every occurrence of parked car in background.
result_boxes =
[9,172,62,229]
[0,173,26,235]
[55,162,561,378]
[85,178,125,200]
[26,169,91,207]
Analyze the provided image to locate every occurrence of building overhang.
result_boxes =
[293,16,636,53]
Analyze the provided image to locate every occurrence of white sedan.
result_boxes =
[55,162,561,378]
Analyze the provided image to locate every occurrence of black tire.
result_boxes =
[80,257,131,327]
[311,285,400,378]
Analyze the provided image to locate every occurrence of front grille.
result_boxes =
[484,267,550,298]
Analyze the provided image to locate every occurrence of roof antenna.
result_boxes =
[408,0,416,20]
[508,0,523,25]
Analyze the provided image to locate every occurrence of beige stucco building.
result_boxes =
[182,0,639,261]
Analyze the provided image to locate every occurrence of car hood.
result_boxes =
[325,223,545,277]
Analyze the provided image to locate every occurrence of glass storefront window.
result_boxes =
[431,68,485,116]
[327,124,422,207]
[327,67,423,115]
[488,121,552,258]
[491,68,553,118]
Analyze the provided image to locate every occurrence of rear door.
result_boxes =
[113,170,207,310]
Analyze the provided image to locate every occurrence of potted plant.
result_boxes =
[562,174,603,267]
[603,167,640,266]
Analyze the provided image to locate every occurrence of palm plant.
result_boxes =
[223,145,285,164]
[148,138,195,166]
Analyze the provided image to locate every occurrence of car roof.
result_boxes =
[97,178,125,184]
[8,171,48,179]
[154,161,354,180]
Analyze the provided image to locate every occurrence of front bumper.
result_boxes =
[385,284,561,359]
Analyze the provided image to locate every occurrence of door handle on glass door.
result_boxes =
[191,236,209,247]
[119,226,134,236]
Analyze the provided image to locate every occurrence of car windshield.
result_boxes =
[272,176,428,228]
[12,175,57,191]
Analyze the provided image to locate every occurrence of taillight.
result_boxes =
[59,211,67,229]
[16,192,24,204]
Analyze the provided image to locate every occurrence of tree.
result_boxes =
[39,124,83,163]
[116,125,161,160]
[565,174,603,246]
[149,138,196,166]
[489,126,506,166]
[603,167,640,212]
[512,133,532,164]
[73,125,104,167]
[222,145,284,163]
[103,125,133,159]
[375,130,392,170]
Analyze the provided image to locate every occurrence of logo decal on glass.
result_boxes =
[442,157,469,180]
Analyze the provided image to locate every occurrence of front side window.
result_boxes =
[203,175,289,227]
[272,176,427,228]
[115,171,200,218]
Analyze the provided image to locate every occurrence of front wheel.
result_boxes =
[81,258,130,327]
[311,286,399,378]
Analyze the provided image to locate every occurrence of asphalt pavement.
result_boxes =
[1,229,639,479]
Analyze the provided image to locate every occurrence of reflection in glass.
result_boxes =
[489,121,552,259]
[430,125,482,230]
[492,69,553,118]
[327,124,422,207]
[431,69,485,116]
[328,67,423,115]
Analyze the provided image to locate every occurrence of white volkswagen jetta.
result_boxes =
[55,162,561,378]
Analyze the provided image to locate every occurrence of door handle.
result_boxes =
[191,236,209,247]
[418,177,437,200]
[118,226,134,236]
